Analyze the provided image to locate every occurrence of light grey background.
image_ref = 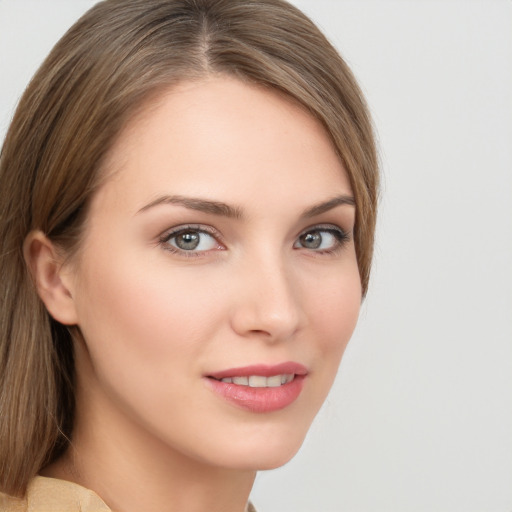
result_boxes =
[1,1,511,511]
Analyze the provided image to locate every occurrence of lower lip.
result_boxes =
[206,375,306,413]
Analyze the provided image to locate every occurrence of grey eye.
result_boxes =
[175,232,200,250]
[299,231,322,249]
[167,230,218,251]
[294,228,345,251]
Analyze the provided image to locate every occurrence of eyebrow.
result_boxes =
[137,195,244,219]
[301,195,355,218]
[137,194,355,219]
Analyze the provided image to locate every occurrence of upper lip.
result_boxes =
[207,362,308,380]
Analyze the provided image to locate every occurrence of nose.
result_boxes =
[229,254,304,342]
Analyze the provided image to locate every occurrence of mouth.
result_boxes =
[211,374,295,387]
[205,362,307,413]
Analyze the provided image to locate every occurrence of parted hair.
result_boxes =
[0,0,378,497]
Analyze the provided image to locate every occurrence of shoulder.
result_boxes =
[0,491,25,512]
[0,476,111,512]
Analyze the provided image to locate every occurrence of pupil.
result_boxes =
[301,231,321,249]
[176,232,200,250]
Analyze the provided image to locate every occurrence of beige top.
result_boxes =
[0,476,257,512]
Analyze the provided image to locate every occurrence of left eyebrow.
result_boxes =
[136,195,244,219]
[301,195,355,218]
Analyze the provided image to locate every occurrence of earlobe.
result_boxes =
[23,231,79,325]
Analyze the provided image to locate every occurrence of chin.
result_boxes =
[216,446,303,472]
[203,422,310,472]
[251,450,302,471]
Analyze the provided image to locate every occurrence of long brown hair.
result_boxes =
[0,0,378,497]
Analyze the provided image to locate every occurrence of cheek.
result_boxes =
[71,249,234,440]
[306,261,361,346]
[84,247,194,316]
[319,280,361,347]
[72,249,228,379]
[301,258,361,388]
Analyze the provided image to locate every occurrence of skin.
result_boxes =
[29,76,362,512]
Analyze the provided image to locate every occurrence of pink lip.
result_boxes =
[207,362,308,380]
[205,362,308,413]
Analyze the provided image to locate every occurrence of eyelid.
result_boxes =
[157,222,351,257]
[298,223,351,238]
[295,223,351,253]
[158,224,225,256]
[160,224,221,241]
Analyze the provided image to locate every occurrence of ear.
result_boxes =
[23,231,78,325]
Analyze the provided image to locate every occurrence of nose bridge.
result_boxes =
[230,248,303,341]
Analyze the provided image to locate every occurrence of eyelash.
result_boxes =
[295,224,350,255]
[158,223,350,258]
[159,225,224,258]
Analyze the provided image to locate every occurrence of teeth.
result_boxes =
[266,375,282,387]
[219,374,295,388]
[248,376,267,387]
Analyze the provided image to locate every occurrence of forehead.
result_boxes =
[95,76,352,216]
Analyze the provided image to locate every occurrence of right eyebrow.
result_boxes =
[300,195,356,218]
[136,195,244,219]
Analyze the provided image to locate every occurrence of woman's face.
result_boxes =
[65,76,361,471]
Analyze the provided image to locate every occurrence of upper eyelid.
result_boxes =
[158,222,351,247]
[160,224,222,241]
[298,223,350,236]
[160,222,346,233]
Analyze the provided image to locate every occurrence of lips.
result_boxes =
[205,362,307,413]
[208,362,307,380]
[218,374,295,387]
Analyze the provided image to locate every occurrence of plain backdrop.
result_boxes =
[1,1,511,511]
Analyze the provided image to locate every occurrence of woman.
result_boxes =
[0,0,378,510]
